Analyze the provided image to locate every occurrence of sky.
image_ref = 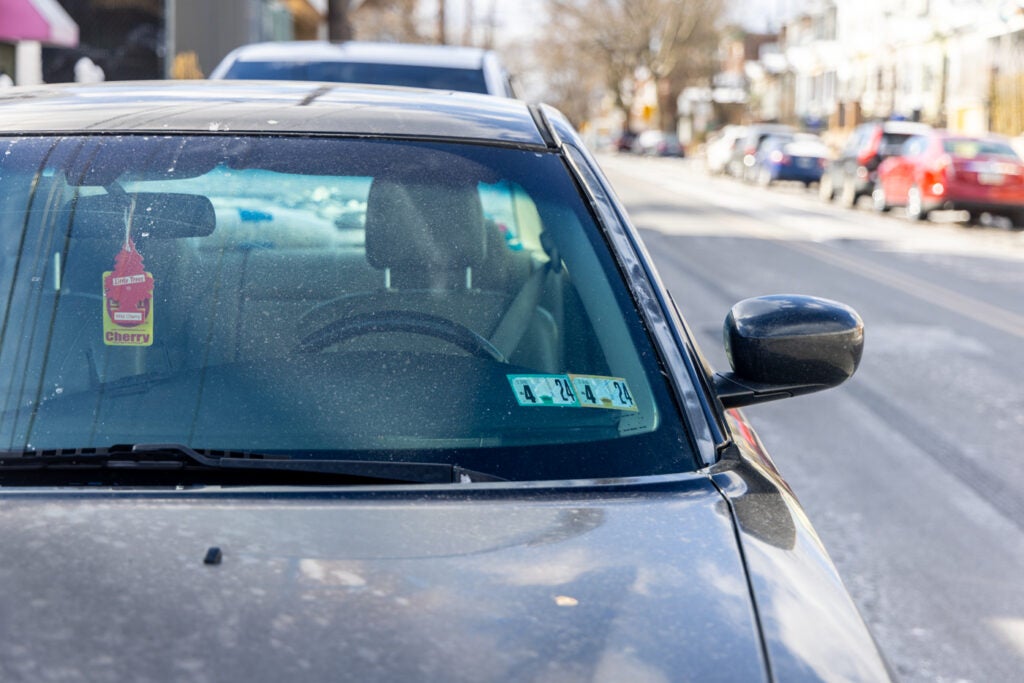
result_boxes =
[435,0,789,44]
[421,0,787,100]
[427,0,547,45]
[732,0,796,32]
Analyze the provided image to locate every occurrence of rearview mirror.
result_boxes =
[713,295,864,409]
[62,192,216,240]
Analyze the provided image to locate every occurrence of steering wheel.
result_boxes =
[296,310,507,362]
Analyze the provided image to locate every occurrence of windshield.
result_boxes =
[879,132,916,157]
[223,61,491,94]
[942,138,1021,159]
[0,135,695,481]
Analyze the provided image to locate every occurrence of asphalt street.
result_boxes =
[596,152,1024,683]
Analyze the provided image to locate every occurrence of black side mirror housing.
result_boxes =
[713,295,864,409]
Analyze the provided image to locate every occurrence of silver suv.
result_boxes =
[210,41,517,97]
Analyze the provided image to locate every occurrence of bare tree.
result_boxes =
[534,37,603,127]
[353,0,425,42]
[541,0,723,131]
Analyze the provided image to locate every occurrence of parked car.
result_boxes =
[0,80,891,682]
[631,129,685,157]
[612,128,638,152]
[210,40,517,97]
[728,123,796,179]
[753,133,830,187]
[820,119,931,207]
[704,124,747,175]
[873,130,1024,225]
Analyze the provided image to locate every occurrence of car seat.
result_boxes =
[297,177,559,370]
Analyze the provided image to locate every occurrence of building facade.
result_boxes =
[737,0,1024,138]
[34,0,325,83]
[1,0,79,85]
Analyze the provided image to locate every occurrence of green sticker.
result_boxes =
[507,374,579,407]
[569,374,638,411]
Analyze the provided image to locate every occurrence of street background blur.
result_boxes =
[3,2,1024,683]
[6,2,1024,149]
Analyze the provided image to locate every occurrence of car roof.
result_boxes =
[747,123,793,133]
[934,129,1012,141]
[0,80,545,146]
[878,120,931,134]
[214,41,492,69]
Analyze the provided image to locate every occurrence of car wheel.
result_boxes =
[906,186,929,221]
[966,210,983,226]
[819,173,834,201]
[871,187,890,213]
[840,177,858,208]
[1010,211,1024,230]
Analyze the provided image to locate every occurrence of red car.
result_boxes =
[873,131,1024,226]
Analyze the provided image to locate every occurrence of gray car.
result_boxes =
[0,80,890,682]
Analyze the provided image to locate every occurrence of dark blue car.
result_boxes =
[754,133,830,187]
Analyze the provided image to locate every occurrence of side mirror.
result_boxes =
[713,295,864,409]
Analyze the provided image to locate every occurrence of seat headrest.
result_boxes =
[364,179,487,271]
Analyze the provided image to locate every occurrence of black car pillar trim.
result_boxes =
[712,372,830,410]
[527,104,559,149]
[557,139,722,466]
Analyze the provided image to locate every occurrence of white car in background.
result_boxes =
[704,124,747,175]
[210,40,517,98]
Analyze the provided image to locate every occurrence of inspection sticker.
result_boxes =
[569,374,638,411]
[507,374,579,407]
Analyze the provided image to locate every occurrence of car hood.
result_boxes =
[0,478,767,682]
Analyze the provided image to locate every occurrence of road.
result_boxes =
[596,153,1024,683]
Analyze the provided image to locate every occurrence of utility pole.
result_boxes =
[482,0,497,50]
[462,0,473,46]
[327,0,353,42]
[438,0,447,44]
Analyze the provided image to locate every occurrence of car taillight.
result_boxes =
[859,129,882,167]
[769,150,784,163]
[859,149,881,169]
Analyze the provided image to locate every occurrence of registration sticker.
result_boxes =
[570,374,638,411]
[508,374,579,407]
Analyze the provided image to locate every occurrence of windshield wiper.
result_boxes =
[0,443,505,485]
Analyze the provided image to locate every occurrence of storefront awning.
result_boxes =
[0,0,79,47]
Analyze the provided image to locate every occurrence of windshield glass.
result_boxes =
[0,135,695,481]
[223,61,490,94]
[942,138,1021,159]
